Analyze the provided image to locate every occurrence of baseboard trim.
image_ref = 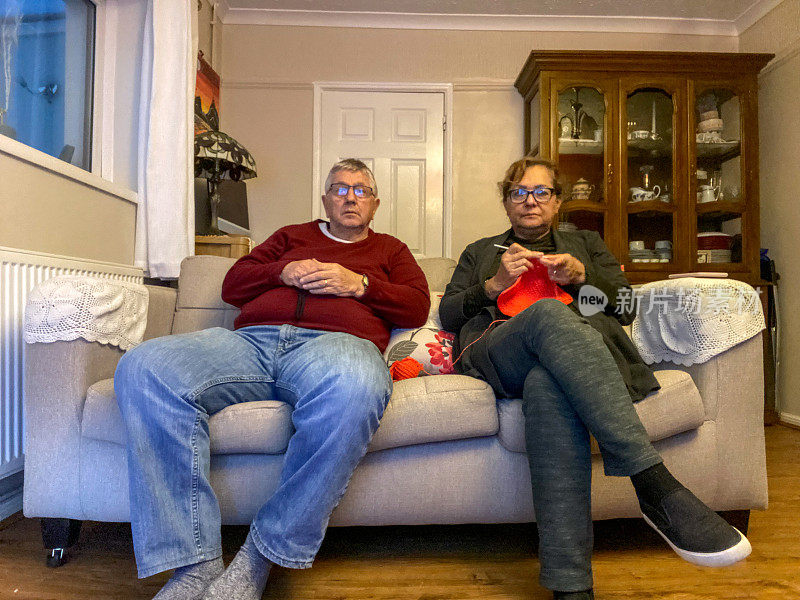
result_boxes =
[778,412,800,429]
[0,487,23,523]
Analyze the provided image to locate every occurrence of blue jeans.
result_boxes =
[483,300,662,592]
[115,325,392,578]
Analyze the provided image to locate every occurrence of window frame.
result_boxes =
[0,0,137,204]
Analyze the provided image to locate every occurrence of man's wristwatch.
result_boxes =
[360,273,369,294]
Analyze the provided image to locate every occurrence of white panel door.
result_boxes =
[318,90,445,258]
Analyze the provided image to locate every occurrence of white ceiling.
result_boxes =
[219,0,782,35]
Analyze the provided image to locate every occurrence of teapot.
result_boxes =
[629,185,661,203]
[697,184,720,203]
[571,178,595,201]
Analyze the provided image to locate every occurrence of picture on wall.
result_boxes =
[195,51,220,133]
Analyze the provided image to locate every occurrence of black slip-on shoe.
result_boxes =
[641,486,751,567]
[553,590,594,600]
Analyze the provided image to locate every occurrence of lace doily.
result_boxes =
[631,278,765,366]
[24,276,149,351]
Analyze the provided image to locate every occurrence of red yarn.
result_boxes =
[497,261,573,316]
[389,357,425,381]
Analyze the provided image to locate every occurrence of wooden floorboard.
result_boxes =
[1,424,798,600]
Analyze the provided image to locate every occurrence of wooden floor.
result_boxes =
[1,425,799,600]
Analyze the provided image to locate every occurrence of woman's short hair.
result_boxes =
[498,157,562,200]
[324,159,378,196]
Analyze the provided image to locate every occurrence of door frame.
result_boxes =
[312,81,454,258]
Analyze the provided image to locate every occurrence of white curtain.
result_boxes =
[135,0,198,278]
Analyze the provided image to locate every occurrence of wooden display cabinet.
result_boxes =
[514,51,773,285]
[195,235,253,259]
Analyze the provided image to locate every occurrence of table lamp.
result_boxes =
[194,130,257,235]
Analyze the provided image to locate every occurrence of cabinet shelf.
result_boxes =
[626,200,676,214]
[627,137,672,158]
[696,141,740,162]
[558,138,604,155]
[696,200,745,215]
[562,199,607,213]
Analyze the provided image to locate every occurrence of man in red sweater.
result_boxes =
[115,159,430,600]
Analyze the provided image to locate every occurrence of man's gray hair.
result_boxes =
[324,159,378,196]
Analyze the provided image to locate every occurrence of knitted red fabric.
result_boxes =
[497,261,573,317]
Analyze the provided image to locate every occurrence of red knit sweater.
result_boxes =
[221,221,430,352]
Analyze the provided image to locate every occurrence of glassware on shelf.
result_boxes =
[569,88,586,139]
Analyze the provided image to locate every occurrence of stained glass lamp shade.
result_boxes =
[194,130,257,235]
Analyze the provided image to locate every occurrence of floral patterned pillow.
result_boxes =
[384,293,457,380]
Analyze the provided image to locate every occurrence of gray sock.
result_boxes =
[202,531,272,600]
[153,557,224,600]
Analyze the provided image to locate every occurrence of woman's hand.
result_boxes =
[484,243,542,300]
[539,253,586,286]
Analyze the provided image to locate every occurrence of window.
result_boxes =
[0,0,96,171]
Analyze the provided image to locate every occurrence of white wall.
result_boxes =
[220,25,735,255]
[739,0,800,424]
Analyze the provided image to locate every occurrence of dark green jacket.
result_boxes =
[439,228,660,402]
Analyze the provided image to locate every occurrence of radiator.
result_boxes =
[0,246,143,482]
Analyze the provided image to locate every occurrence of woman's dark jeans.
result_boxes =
[483,299,662,592]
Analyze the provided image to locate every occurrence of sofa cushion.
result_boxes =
[82,379,294,455]
[368,374,498,451]
[82,373,498,455]
[384,294,457,378]
[177,256,237,310]
[416,258,457,292]
[497,369,705,454]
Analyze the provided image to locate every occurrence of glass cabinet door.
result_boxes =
[622,84,680,270]
[694,86,744,267]
[554,84,609,239]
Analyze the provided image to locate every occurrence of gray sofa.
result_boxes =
[23,255,768,561]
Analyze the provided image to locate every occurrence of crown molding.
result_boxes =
[452,80,516,92]
[222,9,740,36]
[215,0,231,23]
[222,79,517,92]
[758,35,800,77]
[734,0,785,35]
[222,80,313,90]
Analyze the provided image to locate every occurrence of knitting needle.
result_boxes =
[494,244,509,250]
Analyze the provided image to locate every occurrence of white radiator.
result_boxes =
[0,246,143,484]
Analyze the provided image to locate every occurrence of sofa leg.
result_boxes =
[719,510,750,535]
[41,518,82,568]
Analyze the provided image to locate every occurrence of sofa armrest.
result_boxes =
[654,333,767,509]
[23,340,125,519]
[661,333,763,421]
[143,284,177,340]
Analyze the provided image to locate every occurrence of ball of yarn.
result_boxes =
[389,356,424,381]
